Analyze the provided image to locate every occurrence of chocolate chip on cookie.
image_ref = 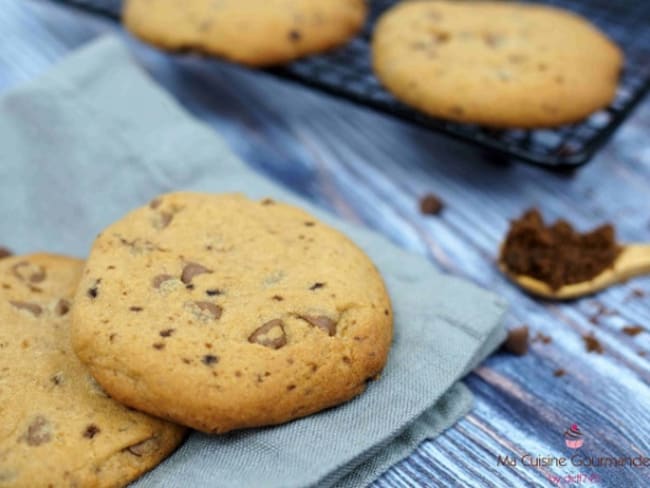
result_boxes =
[71,193,392,433]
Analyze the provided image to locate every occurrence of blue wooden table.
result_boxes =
[2,1,650,486]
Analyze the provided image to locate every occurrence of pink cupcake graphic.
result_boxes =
[564,424,584,449]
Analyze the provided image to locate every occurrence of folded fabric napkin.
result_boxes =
[0,37,506,487]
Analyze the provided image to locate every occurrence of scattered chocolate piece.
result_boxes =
[181,263,212,285]
[149,197,162,209]
[288,29,302,42]
[272,295,284,301]
[553,368,566,377]
[194,301,222,320]
[0,247,12,259]
[129,306,143,312]
[631,289,645,298]
[503,326,529,356]
[500,209,621,290]
[83,424,101,439]
[622,325,645,337]
[205,289,222,297]
[419,193,444,216]
[10,301,42,317]
[23,416,51,446]
[159,328,175,338]
[304,221,315,227]
[309,282,325,291]
[531,332,552,344]
[248,319,287,349]
[260,198,275,206]
[51,373,64,385]
[153,342,165,350]
[301,315,337,336]
[583,335,604,354]
[152,274,174,288]
[54,299,70,316]
[202,354,219,366]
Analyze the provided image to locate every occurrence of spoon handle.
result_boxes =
[616,244,650,280]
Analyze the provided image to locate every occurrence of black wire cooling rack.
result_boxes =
[49,0,650,169]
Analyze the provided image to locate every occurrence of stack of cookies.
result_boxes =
[0,192,393,487]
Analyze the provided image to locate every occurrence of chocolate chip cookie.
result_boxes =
[123,0,367,67]
[71,193,393,433]
[372,1,623,128]
[0,254,185,488]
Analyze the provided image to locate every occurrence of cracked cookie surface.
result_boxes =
[0,254,185,488]
[372,0,623,128]
[71,193,392,433]
[123,0,367,67]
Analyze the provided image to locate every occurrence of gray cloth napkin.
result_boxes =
[0,37,506,488]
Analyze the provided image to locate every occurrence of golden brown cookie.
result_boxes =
[123,0,367,66]
[0,254,185,488]
[372,1,623,128]
[71,192,392,434]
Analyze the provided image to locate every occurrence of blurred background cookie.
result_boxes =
[0,254,185,488]
[124,0,367,66]
[372,0,623,128]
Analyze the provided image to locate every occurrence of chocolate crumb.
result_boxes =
[202,354,219,366]
[553,368,566,377]
[149,197,162,209]
[261,198,275,206]
[83,424,101,439]
[503,326,529,356]
[419,193,444,215]
[129,306,143,312]
[0,247,12,259]
[531,332,552,344]
[159,328,175,337]
[153,342,165,350]
[500,209,621,290]
[272,295,284,301]
[583,335,603,354]
[289,29,302,42]
[309,282,325,291]
[622,325,645,337]
[304,221,315,227]
[205,289,222,296]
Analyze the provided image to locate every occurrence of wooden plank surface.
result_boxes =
[1,1,649,486]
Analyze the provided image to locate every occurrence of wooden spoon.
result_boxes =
[499,244,650,300]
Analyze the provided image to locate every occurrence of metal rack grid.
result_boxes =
[49,0,650,169]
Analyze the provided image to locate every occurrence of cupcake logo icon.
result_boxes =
[564,423,584,449]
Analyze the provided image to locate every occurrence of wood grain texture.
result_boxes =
[2,1,650,486]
